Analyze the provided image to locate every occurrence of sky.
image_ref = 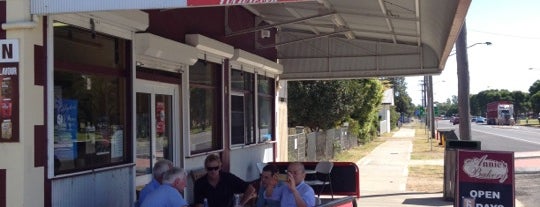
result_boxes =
[406,0,540,106]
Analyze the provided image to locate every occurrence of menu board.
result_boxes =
[0,62,18,142]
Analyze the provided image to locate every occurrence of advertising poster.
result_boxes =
[156,101,165,134]
[456,149,514,207]
[0,62,19,142]
[54,99,78,160]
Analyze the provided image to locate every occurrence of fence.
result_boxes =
[288,126,358,161]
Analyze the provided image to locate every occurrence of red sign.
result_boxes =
[187,0,313,6]
[156,102,165,134]
[456,150,514,207]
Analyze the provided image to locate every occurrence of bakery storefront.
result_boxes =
[1,0,283,205]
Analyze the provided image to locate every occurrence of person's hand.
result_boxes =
[286,172,296,190]
[241,191,257,206]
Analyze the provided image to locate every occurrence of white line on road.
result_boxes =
[473,127,540,145]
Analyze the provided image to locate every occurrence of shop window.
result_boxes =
[189,61,222,154]
[230,69,255,146]
[53,24,129,175]
[258,75,274,142]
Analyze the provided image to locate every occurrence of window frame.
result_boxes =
[188,60,224,155]
[229,69,255,147]
[257,74,275,143]
[49,22,133,177]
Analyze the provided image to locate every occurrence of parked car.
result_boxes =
[475,116,486,123]
[452,117,460,125]
[471,116,477,122]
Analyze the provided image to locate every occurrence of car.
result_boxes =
[471,116,477,122]
[475,117,486,123]
[452,117,460,125]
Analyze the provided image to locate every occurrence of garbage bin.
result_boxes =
[437,129,458,146]
[443,137,481,201]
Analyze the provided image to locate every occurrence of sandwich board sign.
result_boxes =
[456,149,514,207]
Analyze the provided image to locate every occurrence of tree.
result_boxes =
[511,91,528,117]
[529,80,540,115]
[287,79,384,144]
[288,80,355,131]
[349,79,384,142]
[387,77,414,117]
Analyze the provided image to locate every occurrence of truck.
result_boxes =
[486,101,515,125]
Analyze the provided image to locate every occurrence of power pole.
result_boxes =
[456,22,471,140]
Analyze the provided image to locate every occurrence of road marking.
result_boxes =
[473,128,540,145]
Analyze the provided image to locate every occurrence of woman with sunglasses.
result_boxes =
[194,154,256,207]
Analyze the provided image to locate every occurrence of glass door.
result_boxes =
[135,80,180,186]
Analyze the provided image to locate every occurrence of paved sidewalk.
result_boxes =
[354,126,530,207]
[355,127,453,206]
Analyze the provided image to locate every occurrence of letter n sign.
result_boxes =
[0,39,19,63]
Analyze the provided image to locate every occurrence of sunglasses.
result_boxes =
[206,166,220,171]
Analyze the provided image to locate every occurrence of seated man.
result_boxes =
[257,164,284,207]
[265,162,315,207]
[140,167,189,207]
[194,154,256,207]
[138,159,173,205]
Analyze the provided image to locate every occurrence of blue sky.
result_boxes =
[407,0,540,105]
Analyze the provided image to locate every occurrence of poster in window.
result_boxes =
[110,126,123,159]
[156,102,165,134]
[54,98,78,160]
[0,62,19,142]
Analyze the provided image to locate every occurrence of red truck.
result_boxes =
[486,101,515,125]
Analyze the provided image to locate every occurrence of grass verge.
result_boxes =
[406,123,445,193]
[331,133,389,162]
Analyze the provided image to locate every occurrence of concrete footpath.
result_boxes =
[354,126,534,207]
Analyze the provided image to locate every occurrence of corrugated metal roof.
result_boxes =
[33,0,469,80]
[239,0,470,80]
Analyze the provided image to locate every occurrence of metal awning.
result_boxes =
[236,0,470,80]
[33,0,470,80]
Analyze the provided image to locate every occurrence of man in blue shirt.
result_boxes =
[257,164,283,207]
[140,167,189,207]
[138,159,173,205]
[266,162,315,207]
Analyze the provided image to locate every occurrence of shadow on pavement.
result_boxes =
[359,192,443,199]
[402,197,453,206]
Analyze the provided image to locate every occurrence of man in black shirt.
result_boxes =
[194,154,256,207]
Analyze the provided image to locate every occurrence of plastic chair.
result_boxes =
[305,161,334,199]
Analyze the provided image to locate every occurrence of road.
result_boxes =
[436,120,540,207]
[437,120,540,151]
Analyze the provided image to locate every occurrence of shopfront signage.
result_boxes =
[0,39,19,63]
[456,150,514,207]
[31,0,314,14]
[187,0,313,6]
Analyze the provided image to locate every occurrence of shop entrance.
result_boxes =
[134,80,180,186]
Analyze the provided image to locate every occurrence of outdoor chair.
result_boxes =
[305,161,334,199]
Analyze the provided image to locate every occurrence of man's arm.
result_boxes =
[193,179,205,207]
[290,187,308,207]
[241,184,257,205]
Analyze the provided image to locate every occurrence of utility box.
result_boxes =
[437,129,458,146]
[443,139,481,201]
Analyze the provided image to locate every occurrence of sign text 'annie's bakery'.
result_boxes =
[457,150,514,207]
